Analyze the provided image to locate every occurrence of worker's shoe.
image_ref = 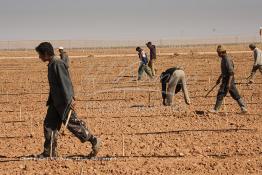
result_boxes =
[36,151,57,159]
[36,152,49,159]
[163,98,171,106]
[209,109,219,113]
[165,96,173,106]
[237,98,247,113]
[210,100,223,113]
[164,101,172,106]
[241,107,248,113]
[88,136,101,158]
[185,99,191,105]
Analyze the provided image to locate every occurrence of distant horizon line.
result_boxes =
[0,34,260,42]
[0,35,261,50]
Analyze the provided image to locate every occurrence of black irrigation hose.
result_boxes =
[0,135,32,139]
[94,128,258,136]
[130,128,257,136]
[0,128,257,139]
[0,152,261,163]
[2,120,26,123]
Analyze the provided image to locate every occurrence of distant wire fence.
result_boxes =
[0,35,261,50]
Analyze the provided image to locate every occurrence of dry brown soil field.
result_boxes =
[0,44,261,174]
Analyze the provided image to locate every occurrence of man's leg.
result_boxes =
[42,105,62,157]
[249,65,259,83]
[148,59,156,76]
[179,70,191,105]
[166,73,179,106]
[259,65,262,74]
[138,64,144,80]
[229,81,247,113]
[144,65,153,79]
[65,110,101,157]
[65,110,92,142]
[152,59,156,76]
[211,83,227,112]
[148,60,152,73]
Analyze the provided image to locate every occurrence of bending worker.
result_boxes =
[160,67,191,106]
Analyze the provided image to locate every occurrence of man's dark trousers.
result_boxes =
[43,104,92,157]
[216,77,240,102]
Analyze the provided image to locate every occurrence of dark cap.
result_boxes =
[249,43,256,49]
[217,45,226,53]
[146,42,152,46]
[136,47,141,52]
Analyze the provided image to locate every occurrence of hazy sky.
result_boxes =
[0,0,261,40]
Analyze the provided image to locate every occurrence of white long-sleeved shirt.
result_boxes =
[253,48,262,66]
[138,50,148,65]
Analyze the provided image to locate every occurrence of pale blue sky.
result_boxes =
[0,0,261,40]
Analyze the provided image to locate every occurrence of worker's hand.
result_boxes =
[70,98,76,111]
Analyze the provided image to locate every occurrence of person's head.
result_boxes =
[35,42,55,62]
[58,46,64,54]
[136,47,142,52]
[249,43,256,50]
[146,42,152,48]
[216,45,227,57]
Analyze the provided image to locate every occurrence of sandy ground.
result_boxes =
[0,45,261,174]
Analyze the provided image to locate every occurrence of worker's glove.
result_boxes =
[70,98,76,111]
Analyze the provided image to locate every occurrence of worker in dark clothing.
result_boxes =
[210,45,247,113]
[58,46,69,67]
[146,42,157,76]
[35,42,101,158]
[247,43,262,84]
[136,47,153,80]
[160,67,191,106]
